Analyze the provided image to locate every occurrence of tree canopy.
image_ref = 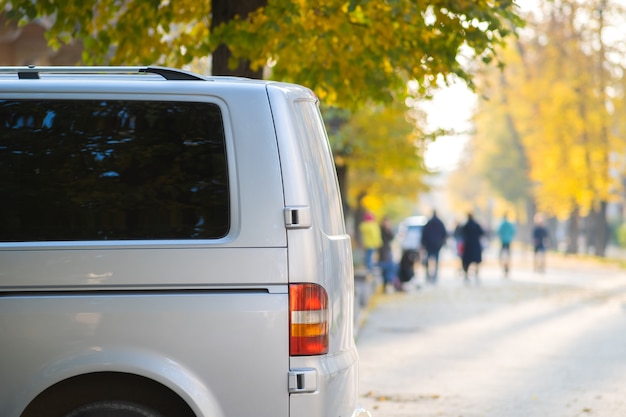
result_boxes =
[2,0,523,108]
[328,101,429,217]
[462,0,626,255]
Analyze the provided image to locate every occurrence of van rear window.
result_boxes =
[0,99,229,241]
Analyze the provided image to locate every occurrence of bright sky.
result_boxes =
[421,0,623,171]
[421,82,476,171]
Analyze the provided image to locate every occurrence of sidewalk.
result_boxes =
[354,248,626,417]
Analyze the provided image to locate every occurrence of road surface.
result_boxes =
[356,248,626,417]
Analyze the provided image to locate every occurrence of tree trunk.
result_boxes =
[565,206,580,254]
[499,63,532,202]
[353,192,367,249]
[336,163,350,217]
[594,3,609,258]
[594,201,608,257]
[524,197,536,246]
[211,0,266,78]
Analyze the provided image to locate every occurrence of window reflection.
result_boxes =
[0,99,229,241]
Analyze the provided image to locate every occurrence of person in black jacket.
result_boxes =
[532,214,549,273]
[461,213,485,281]
[420,210,448,284]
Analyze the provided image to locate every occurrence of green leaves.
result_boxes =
[0,0,521,109]
[326,101,429,210]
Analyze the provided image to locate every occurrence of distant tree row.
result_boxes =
[451,0,626,256]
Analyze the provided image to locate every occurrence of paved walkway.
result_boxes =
[356,247,626,417]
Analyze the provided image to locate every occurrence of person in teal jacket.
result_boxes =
[497,213,516,276]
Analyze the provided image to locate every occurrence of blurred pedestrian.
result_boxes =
[497,213,516,277]
[453,222,464,274]
[379,216,398,292]
[532,214,549,272]
[421,210,448,284]
[461,213,485,281]
[359,212,382,272]
[398,217,422,289]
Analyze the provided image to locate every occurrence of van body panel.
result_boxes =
[0,291,288,417]
[0,247,288,289]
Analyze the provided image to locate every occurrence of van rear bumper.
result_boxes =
[289,347,365,417]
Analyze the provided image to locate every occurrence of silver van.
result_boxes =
[0,66,370,417]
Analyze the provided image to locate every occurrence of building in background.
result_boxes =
[0,13,81,65]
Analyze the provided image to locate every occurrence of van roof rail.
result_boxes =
[0,65,206,81]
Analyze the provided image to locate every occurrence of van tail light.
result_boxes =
[289,283,329,356]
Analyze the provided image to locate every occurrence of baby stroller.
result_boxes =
[398,249,419,284]
[396,215,427,288]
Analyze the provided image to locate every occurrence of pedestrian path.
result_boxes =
[355,250,626,417]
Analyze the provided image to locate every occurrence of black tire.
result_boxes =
[63,401,165,417]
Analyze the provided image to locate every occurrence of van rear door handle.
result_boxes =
[288,368,317,393]
[284,206,311,229]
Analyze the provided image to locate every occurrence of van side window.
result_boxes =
[0,99,229,241]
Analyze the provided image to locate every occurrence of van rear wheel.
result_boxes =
[63,401,165,417]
